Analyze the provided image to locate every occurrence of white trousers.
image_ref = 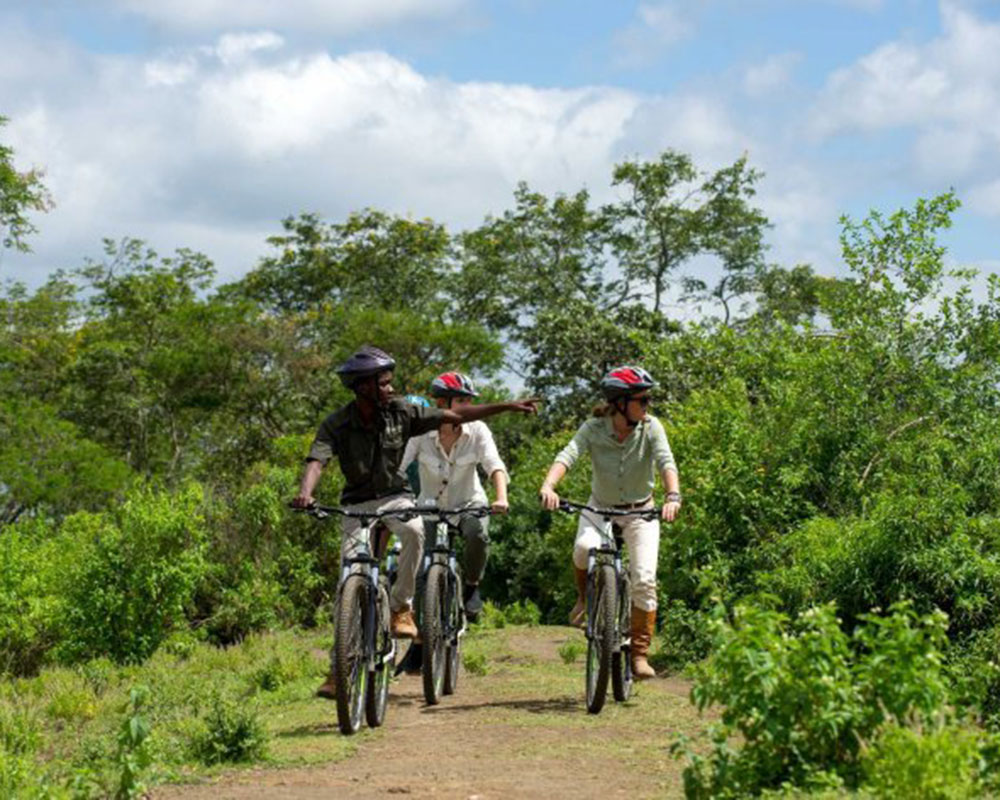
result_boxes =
[342,494,424,612]
[571,497,660,612]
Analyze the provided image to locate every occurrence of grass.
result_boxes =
[1,619,706,798]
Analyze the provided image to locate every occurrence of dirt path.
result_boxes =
[154,626,705,800]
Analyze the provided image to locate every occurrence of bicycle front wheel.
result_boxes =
[444,568,463,696]
[335,575,369,735]
[422,564,448,705]
[585,564,615,714]
[365,577,393,728]
[612,571,632,703]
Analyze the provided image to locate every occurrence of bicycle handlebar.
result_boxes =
[289,503,492,521]
[556,499,660,520]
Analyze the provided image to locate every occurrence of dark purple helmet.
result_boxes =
[337,345,396,389]
[600,365,655,400]
[430,372,478,398]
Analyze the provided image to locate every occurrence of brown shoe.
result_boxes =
[631,606,657,680]
[569,567,588,628]
[316,669,336,699]
[391,607,418,639]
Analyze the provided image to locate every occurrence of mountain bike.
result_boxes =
[413,505,492,705]
[557,499,659,714]
[294,504,407,735]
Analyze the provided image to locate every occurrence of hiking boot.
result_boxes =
[631,606,657,680]
[463,583,483,623]
[569,567,588,628]
[390,607,418,639]
[315,668,336,699]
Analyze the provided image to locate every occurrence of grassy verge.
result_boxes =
[1,626,361,797]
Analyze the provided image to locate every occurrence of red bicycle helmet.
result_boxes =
[430,372,479,398]
[600,365,655,400]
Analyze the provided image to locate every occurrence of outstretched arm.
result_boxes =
[440,398,539,425]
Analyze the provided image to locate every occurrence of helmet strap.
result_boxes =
[612,397,639,428]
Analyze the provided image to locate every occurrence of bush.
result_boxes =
[678,601,952,798]
[462,652,488,676]
[862,722,991,799]
[558,638,584,664]
[191,693,268,765]
[55,485,208,665]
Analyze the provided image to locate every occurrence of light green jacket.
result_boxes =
[554,414,677,506]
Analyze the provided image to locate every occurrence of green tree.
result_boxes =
[0,115,52,253]
[607,151,769,321]
[237,210,451,316]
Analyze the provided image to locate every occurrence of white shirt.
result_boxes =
[400,420,508,509]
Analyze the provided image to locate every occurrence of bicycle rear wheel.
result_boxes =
[335,575,369,735]
[612,571,632,702]
[422,564,448,705]
[444,568,463,696]
[365,577,393,728]
[585,564,615,714]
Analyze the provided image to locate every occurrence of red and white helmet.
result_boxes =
[600,365,655,400]
[430,372,479,398]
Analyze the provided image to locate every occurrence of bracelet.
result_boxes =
[666,492,682,504]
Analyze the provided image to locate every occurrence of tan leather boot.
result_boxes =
[316,668,336,699]
[569,567,588,628]
[391,607,418,639]
[631,606,657,680]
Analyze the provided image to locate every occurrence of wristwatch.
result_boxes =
[666,491,682,504]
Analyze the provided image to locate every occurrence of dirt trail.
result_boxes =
[155,627,704,800]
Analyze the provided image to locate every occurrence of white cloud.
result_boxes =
[0,31,650,284]
[811,1,1000,139]
[743,52,803,97]
[104,0,469,35]
[612,1,698,67]
[808,0,1000,220]
[211,31,284,66]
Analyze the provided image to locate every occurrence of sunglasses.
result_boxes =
[630,395,652,407]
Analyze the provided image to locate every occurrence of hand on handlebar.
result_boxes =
[491,499,509,515]
[291,494,315,510]
[662,501,681,523]
[539,486,560,511]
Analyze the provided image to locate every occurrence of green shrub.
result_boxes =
[191,693,268,765]
[477,601,506,629]
[0,519,62,675]
[558,638,584,664]
[504,600,541,626]
[0,703,41,756]
[462,652,488,676]
[678,601,951,798]
[862,722,986,799]
[55,485,208,665]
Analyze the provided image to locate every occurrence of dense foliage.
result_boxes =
[4,116,1000,796]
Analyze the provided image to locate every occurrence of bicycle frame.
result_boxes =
[416,506,491,643]
[302,505,414,670]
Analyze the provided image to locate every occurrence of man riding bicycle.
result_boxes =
[400,372,510,623]
[538,366,681,680]
[292,346,536,698]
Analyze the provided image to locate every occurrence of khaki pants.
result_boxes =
[342,494,424,612]
[571,497,660,612]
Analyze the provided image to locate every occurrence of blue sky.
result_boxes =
[2,0,999,292]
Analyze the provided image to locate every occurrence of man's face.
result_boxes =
[356,371,394,406]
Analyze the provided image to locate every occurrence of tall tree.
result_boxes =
[0,115,52,253]
[607,151,770,321]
